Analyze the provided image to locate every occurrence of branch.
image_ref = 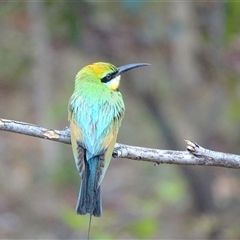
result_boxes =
[1,118,240,170]
[0,118,70,144]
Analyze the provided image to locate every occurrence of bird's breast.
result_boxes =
[69,88,124,155]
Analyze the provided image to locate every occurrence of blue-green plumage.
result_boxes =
[68,62,149,219]
[69,85,124,216]
[77,155,102,216]
[69,83,124,159]
[69,63,125,217]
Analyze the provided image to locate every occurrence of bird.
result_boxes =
[68,62,150,237]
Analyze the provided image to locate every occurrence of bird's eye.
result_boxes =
[106,74,111,80]
[101,73,114,83]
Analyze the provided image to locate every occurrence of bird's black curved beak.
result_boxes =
[117,63,150,75]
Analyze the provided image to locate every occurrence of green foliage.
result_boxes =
[157,177,186,204]
[226,1,240,41]
[128,217,158,238]
[59,205,88,231]
[228,96,240,122]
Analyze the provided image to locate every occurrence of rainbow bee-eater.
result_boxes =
[68,62,150,230]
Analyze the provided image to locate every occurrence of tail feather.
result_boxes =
[76,183,102,216]
[76,156,102,217]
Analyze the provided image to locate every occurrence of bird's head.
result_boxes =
[76,62,150,91]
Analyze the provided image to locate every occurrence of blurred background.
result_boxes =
[1,1,240,239]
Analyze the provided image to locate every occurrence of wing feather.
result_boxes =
[69,86,124,183]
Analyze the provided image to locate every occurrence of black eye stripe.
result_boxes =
[101,71,118,83]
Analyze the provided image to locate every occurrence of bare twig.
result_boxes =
[1,118,240,170]
[0,118,70,144]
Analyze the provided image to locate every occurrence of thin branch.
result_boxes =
[0,118,70,144]
[1,118,240,170]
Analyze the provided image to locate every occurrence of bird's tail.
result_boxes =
[76,156,102,217]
